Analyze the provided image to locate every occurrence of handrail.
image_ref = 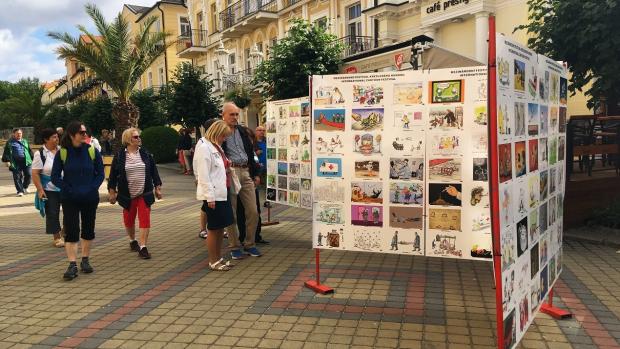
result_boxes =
[176,29,209,54]
[220,0,278,31]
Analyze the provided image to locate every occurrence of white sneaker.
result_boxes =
[23,189,29,194]
[17,192,23,197]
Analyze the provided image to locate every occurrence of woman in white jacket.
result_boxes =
[195,120,234,271]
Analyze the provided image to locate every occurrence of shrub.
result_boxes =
[586,199,620,229]
[141,126,178,163]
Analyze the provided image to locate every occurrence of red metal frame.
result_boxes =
[540,288,573,319]
[486,15,505,349]
[304,249,334,294]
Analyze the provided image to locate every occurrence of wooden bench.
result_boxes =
[103,155,114,179]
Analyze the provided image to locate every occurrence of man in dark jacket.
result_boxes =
[2,128,33,196]
[221,102,262,259]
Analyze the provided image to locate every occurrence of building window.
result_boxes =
[180,16,190,37]
[244,48,251,71]
[155,18,161,32]
[147,72,153,88]
[346,2,362,38]
[158,67,165,85]
[228,53,236,75]
[213,60,221,90]
[210,3,217,32]
[257,42,263,55]
[197,11,205,45]
[314,16,328,31]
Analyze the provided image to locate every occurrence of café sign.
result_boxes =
[425,0,470,14]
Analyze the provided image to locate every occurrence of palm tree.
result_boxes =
[48,4,170,147]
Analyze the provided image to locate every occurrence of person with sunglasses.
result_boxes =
[108,128,162,259]
[51,121,104,280]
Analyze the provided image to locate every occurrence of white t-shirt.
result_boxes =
[31,146,60,191]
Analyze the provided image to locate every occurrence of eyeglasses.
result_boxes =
[79,131,87,136]
[132,135,141,140]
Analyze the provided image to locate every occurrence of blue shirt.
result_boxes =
[224,128,249,164]
[51,144,104,202]
[257,139,267,168]
[10,139,26,159]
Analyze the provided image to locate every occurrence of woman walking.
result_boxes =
[31,128,63,247]
[51,121,104,280]
[108,128,162,259]
[177,128,193,175]
[195,120,234,271]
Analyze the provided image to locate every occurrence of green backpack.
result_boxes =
[59,146,95,163]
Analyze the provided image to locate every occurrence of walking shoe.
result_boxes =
[244,247,262,257]
[17,192,23,197]
[198,230,208,239]
[23,188,29,194]
[231,249,246,260]
[256,239,270,244]
[129,240,140,252]
[63,264,78,280]
[138,247,151,259]
[53,237,65,248]
[80,259,94,273]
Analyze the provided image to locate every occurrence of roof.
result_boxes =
[124,4,151,14]
[135,0,187,22]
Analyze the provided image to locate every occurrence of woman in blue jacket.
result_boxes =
[52,121,104,280]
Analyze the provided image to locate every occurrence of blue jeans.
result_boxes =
[11,163,31,194]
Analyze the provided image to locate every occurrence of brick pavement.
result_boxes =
[0,166,619,348]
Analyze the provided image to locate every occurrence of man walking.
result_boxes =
[2,128,33,196]
[221,102,262,259]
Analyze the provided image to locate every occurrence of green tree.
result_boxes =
[130,87,168,129]
[48,4,170,147]
[515,0,620,112]
[253,18,344,100]
[167,62,220,137]
[0,78,52,135]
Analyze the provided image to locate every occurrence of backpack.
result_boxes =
[60,146,95,164]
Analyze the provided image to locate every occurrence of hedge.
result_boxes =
[141,126,179,163]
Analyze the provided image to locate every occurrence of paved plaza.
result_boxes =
[0,166,619,349]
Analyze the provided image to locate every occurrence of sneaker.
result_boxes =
[129,240,140,252]
[23,188,29,194]
[139,247,151,259]
[256,239,270,245]
[80,259,94,273]
[63,264,78,280]
[17,192,23,197]
[244,247,262,257]
[198,230,208,239]
[231,249,246,260]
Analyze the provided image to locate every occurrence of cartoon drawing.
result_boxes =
[431,80,463,103]
[313,86,345,105]
[354,160,380,178]
[351,108,383,130]
[389,206,423,229]
[389,182,423,205]
[351,205,383,227]
[428,158,461,181]
[353,133,381,155]
[351,182,383,204]
[313,109,345,131]
[428,208,461,231]
[390,158,424,181]
[316,158,342,177]
[429,183,462,207]
[473,158,488,181]
[394,83,423,104]
[514,59,525,92]
[316,203,345,224]
[429,106,463,130]
[352,85,384,105]
[431,233,462,257]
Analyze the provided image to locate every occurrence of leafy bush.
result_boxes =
[587,199,620,229]
[141,126,178,163]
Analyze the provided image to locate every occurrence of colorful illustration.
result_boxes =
[528,103,539,136]
[429,106,463,130]
[528,139,538,172]
[391,135,424,154]
[559,77,567,105]
[429,208,461,231]
[473,158,489,181]
[499,143,513,183]
[351,205,383,227]
[353,133,381,155]
[389,157,424,181]
[474,104,488,125]
[351,108,384,130]
[316,157,342,177]
[498,57,510,87]
[278,148,287,161]
[352,85,384,105]
[394,110,423,130]
[431,80,463,103]
[428,158,461,181]
[514,141,527,177]
[529,210,539,244]
[540,105,548,135]
[514,59,525,91]
[314,135,344,154]
[351,182,383,204]
[501,225,516,270]
[389,206,423,229]
[430,233,462,257]
[528,65,538,98]
[516,217,528,256]
[498,100,512,138]
[394,83,423,104]
[549,137,557,165]
[528,175,539,209]
[431,134,462,155]
[514,102,526,136]
[315,203,345,225]
[313,86,345,105]
[288,191,300,206]
[429,183,462,207]
[389,182,423,205]
[501,184,513,228]
[277,162,288,176]
[277,190,288,203]
[354,160,380,178]
[313,109,345,131]
[470,186,489,207]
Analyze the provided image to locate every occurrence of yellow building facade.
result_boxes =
[176,0,588,129]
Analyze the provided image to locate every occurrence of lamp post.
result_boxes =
[215,40,230,90]
[249,43,264,73]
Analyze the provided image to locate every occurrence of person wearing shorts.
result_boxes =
[108,128,162,259]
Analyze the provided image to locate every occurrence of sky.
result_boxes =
[0,0,156,83]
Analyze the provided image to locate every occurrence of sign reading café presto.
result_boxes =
[425,0,471,14]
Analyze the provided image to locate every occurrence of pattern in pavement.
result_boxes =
[0,166,619,349]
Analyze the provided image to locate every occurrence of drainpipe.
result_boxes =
[157,3,169,83]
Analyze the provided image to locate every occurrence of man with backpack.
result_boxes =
[2,128,34,197]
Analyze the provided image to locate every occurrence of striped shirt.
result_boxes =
[125,149,145,198]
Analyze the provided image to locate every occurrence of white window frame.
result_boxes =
[346,2,362,38]
[179,15,190,37]
[147,71,153,88]
[158,66,165,85]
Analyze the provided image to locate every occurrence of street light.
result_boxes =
[249,43,264,70]
[215,39,230,73]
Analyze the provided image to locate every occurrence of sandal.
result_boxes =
[198,230,208,239]
[218,258,234,268]
[209,260,231,271]
[53,238,65,248]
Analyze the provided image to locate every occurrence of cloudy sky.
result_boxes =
[0,0,156,83]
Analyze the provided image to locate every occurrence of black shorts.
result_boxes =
[201,200,234,230]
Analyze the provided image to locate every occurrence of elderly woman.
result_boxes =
[108,128,162,260]
[31,128,63,247]
[194,120,234,271]
[51,121,104,280]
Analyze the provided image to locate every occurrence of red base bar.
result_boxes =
[304,280,334,294]
[261,221,280,226]
[540,304,573,319]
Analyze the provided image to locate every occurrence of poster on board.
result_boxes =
[265,97,312,209]
[311,68,492,259]
[495,33,567,349]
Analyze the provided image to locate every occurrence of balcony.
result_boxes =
[219,0,278,38]
[220,68,254,92]
[281,0,304,10]
[336,35,378,59]
[176,30,209,58]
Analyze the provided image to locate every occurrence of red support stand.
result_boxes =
[262,201,279,226]
[304,249,334,294]
[540,288,573,320]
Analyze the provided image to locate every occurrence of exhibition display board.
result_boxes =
[310,68,493,259]
[265,97,312,208]
[493,33,567,349]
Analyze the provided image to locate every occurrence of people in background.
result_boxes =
[108,128,162,259]
[84,127,101,152]
[2,128,33,196]
[197,118,219,240]
[194,120,235,271]
[177,128,193,175]
[51,121,104,281]
[221,102,262,259]
[31,128,63,247]
[100,129,113,155]
[56,127,64,138]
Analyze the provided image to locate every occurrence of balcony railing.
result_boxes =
[176,29,209,54]
[336,35,377,58]
[221,68,254,91]
[220,0,277,31]
[282,0,303,9]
